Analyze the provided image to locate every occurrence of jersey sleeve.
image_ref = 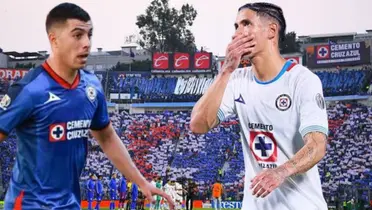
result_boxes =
[90,86,110,130]
[217,77,236,123]
[296,74,328,138]
[0,84,34,135]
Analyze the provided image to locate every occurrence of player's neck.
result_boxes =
[251,51,286,82]
[46,57,78,85]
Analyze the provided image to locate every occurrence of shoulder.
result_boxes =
[81,69,101,84]
[5,66,45,102]
[230,67,252,81]
[287,64,322,88]
[80,69,104,92]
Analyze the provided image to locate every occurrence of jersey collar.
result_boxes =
[254,60,296,85]
[42,62,80,89]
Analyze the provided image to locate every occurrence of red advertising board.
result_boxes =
[151,52,214,73]
[152,52,169,70]
[173,52,190,70]
[194,52,212,70]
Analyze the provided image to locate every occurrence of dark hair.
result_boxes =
[46,2,91,32]
[238,2,286,42]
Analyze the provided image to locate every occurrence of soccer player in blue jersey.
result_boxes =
[0,2,174,210]
[131,183,139,210]
[87,175,96,210]
[119,176,127,210]
[95,175,104,210]
[109,174,118,210]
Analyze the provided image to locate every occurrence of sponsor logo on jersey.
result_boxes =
[250,131,277,164]
[44,92,61,104]
[49,120,91,142]
[275,94,292,111]
[0,94,11,110]
[234,94,245,104]
[315,93,325,110]
[86,86,97,102]
[248,123,273,131]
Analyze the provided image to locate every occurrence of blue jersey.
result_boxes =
[109,178,117,193]
[131,183,138,199]
[96,180,103,194]
[119,178,127,193]
[1,63,110,209]
[87,179,95,193]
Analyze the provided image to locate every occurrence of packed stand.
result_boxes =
[106,75,201,102]
[97,68,372,103]
[1,102,372,203]
[0,132,17,200]
[318,102,372,205]
[314,67,372,96]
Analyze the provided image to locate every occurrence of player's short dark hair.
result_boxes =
[46,2,91,32]
[238,2,286,42]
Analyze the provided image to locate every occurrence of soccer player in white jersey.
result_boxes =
[190,2,328,210]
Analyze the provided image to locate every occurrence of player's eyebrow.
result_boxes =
[70,27,93,33]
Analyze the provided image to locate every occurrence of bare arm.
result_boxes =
[190,71,232,134]
[281,132,327,176]
[90,124,147,188]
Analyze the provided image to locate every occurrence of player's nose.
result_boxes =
[82,34,91,49]
[233,28,246,40]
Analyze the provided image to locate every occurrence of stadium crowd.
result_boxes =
[0,67,371,210]
[98,67,372,102]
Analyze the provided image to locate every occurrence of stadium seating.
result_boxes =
[0,132,17,199]
[318,102,372,204]
[314,69,371,96]
[101,68,372,102]
[0,68,371,203]
[0,101,371,202]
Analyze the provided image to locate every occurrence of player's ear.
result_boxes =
[267,22,278,40]
[48,31,58,49]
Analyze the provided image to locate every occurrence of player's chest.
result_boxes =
[31,85,99,142]
[234,82,298,126]
[34,86,98,120]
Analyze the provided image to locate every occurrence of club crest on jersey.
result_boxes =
[275,94,292,111]
[249,131,277,163]
[0,94,11,110]
[315,93,325,110]
[86,85,97,102]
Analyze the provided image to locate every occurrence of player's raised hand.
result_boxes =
[140,181,175,210]
[250,167,289,198]
[222,32,255,73]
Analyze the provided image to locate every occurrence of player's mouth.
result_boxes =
[77,53,89,61]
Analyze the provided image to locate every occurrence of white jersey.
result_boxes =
[218,62,328,210]
[164,183,183,210]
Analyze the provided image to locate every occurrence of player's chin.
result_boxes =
[73,60,87,69]
[71,63,85,70]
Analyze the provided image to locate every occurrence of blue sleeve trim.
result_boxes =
[300,125,328,138]
[217,109,225,123]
